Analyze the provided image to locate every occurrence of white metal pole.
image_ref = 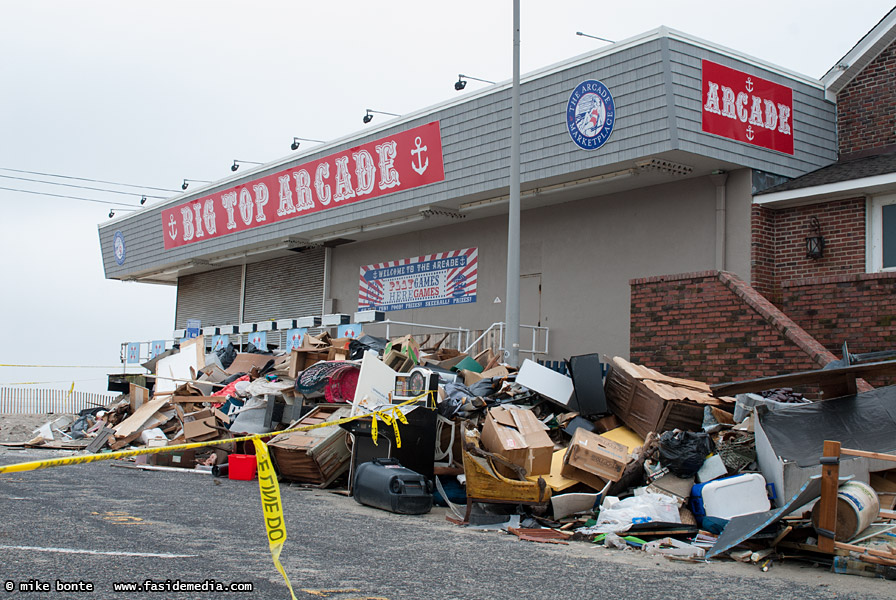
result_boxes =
[505,0,521,367]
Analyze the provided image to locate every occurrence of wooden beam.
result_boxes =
[834,541,896,564]
[841,448,896,463]
[817,440,841,554]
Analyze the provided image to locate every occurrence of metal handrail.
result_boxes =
[464,322,549,360]
[122,319,550,366]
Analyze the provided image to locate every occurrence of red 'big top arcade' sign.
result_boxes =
[162,121,445,249]
[702,60,794,155]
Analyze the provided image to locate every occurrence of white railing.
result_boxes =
[0,387,118,415]
[464,322,549,360]
[120,319,549,364]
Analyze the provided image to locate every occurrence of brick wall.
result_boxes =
[783,272,896,387]
[750,198,866,297]
[629,271,834,385]
[629,269,896,390]
[837,39,896,157]
[750,205,776,299]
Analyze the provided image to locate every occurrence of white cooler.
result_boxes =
[690,473,770,520]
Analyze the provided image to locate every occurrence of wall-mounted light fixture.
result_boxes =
[108,207,136,219]
[232,160,263,172]
[291,137,325,150]
[806,216,826,259]
[140,196,147,205]
[362,109,400,124]
[575,31,614,43]
[455,74,495,91]
[182,178,212,190]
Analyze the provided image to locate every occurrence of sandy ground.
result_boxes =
[0,413,71,443]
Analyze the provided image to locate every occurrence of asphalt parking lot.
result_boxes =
[1,447,894,600]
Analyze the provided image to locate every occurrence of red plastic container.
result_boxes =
[228,454,257,480]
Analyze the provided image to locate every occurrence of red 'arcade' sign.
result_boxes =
[701,60,793,155]
[162,121,445,249]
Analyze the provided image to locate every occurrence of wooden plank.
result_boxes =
[113,397,169,438]
[817,440,841,554]
[834,541,896,563]
[710,360,896,397]
[85,427,115,454]
[841,448,896,463]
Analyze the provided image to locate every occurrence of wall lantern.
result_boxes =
[806,216,826,259]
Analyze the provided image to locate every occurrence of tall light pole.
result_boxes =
[504,0,521,367]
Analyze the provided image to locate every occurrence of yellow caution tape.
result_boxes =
[0,390,435,599]
[253,438,298,600]
[0,392,433,475]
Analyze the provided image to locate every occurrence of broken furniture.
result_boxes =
[605,356,733,439]
[267,405,352,487]
[457,428,551,525]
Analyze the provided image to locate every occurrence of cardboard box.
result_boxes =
[384,335,421,364]
[289,349,330,378]
[480,407,553,477]
[461,366,510,387]
[183,408,230,442]
[559,460,607,492]
[225,352,273,376]
[326,337,351,361]
[563,428,628,483]
[152,449,196,468]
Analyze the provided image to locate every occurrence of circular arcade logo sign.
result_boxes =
[567,79,615,151]
[113,230,126,265]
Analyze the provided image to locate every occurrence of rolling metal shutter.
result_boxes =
[243,248,325,322]
[175,266,242,329]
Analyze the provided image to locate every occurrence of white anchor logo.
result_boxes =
[745,77,754,93]
[167,214,178,240]
[411,136,429,175]
[746,125,755,141]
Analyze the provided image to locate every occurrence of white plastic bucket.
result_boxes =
[812,481,880,541]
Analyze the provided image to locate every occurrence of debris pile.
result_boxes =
[6,332,896,580]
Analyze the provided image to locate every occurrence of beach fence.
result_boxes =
[0,387,118,415]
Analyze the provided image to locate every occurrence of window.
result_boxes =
[869,193,896,271]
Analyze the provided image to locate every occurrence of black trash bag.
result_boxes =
[216,343,237,371]
[658,430,714,477]
[468,377,500,398]
[349,335,389,360]
[244,343,273,355]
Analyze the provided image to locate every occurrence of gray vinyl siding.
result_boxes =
[99,30,836,281]
[667,38,837,176]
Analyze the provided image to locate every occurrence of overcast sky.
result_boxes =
[0,1,892,395]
